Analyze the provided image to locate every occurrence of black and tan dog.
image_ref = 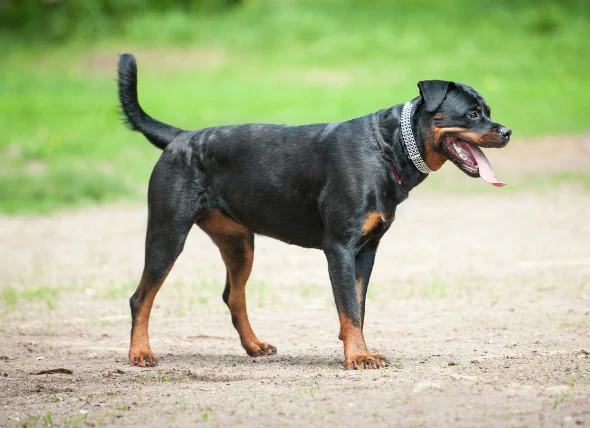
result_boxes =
[118,53,511,370]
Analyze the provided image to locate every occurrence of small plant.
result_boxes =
[202,408,210,421]
[553,392,566,408]
[77,392,92,404]
[2,287,18,309]
[568,373,584,388]
[22,414,42,428]
[70,412,88,428]
[308,382,320,397]
[43,411,53,426]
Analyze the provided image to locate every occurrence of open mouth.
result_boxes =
[442,136,506,187]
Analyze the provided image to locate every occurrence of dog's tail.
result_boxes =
[118,53,184,150]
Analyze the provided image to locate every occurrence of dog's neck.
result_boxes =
[400,102,434,174]
[371,101,430,200]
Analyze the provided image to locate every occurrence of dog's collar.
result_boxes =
[401,102,434,174]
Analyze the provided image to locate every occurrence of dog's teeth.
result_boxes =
[454,143,465,155]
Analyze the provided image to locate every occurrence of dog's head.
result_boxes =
[417,80,511,186]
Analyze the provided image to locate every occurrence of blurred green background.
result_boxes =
[1,0,589,213]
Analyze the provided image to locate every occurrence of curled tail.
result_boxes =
[118,53,184,150]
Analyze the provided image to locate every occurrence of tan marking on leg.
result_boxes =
[129,286,158,366]
[355,277,363,310]
[200,210,249,235]
[361,211,386,236]
[355,276,364,330]
[338,315,386,370]
[198,210,275,357]
[129,267,172,367]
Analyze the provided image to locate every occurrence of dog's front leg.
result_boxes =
[324,241,387,370]
[355,243,378,331]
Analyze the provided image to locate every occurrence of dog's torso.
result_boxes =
[161,114,400,249]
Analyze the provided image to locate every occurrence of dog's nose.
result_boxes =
[499,127,512,140]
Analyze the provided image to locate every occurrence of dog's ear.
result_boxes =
[417,80,453,112]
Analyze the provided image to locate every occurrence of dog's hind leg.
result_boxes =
[129,162,197,367]
[198,211,276,357]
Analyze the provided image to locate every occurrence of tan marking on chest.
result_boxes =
[361,211,386,236]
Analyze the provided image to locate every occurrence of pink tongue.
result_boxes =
[464,144,507,187]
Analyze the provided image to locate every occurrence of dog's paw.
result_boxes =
[345,353,388,370]
[244,341,277,357]
[129,347,158,367]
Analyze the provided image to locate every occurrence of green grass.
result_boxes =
[424,169,590,195]
[1,0,589,213]
[2,286,61,310]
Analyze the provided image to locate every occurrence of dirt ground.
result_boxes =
[1,136,589,427]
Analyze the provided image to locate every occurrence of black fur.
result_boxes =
[119,54,511,368]
[118,54,184,149]
[418,80,452,112]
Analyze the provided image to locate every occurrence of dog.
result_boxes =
[118,53,511,370]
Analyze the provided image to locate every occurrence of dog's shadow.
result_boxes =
[160,352,343,371]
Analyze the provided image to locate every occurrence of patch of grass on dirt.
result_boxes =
[2,286,60,310]
[422,170,590,195]
[2,287,18,309]
[22,413,48,428]
[568,373,585,388]
[553,392,567,408]
[100,282,135,300]
[68,412,89,428]
[201,407,211,421]
[419,280,449,300]
[42,412,53,426]
[369,278,453,304]
[527,171,590,193]
[0,167,137,214]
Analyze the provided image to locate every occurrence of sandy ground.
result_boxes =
[1,136,589,427]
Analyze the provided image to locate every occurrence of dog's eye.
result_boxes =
[467,111,479,119]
